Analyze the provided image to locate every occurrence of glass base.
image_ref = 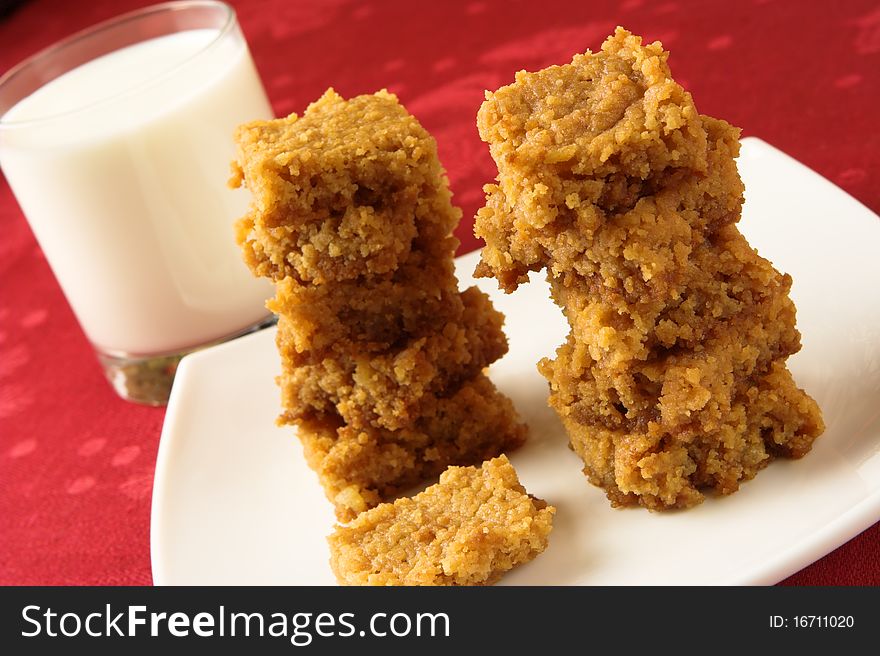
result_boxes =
[96,315,277,406]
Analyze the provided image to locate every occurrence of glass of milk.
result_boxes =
[0,1,275,405]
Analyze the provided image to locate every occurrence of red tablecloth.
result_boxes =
[1,0,878,586]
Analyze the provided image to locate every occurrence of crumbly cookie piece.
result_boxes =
[545,225,802,404]
[267,257,461,356]
[474,27,823,510]
[233,90,527,520]
[544,343,823,508]
[276,287,508,432]
[298,375,527,521]
[480,28,707,181]
[328,455,554,585]
[232,89,459,284]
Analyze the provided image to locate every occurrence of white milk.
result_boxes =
[0,29,273,355]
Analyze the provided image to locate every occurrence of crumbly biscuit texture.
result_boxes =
[474,27,824,509]
[328,455,555,585]
[233,90,526,521]
[233,89,457,284]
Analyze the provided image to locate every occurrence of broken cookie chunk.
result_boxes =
[328,455,555,585]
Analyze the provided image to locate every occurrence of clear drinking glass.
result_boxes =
[0,1,275,405]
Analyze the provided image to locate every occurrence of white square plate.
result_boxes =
[151,138,880,585]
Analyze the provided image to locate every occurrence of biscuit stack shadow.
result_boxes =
[232,89,526,521]
[474,28,824,509]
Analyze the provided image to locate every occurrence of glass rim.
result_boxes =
[0,0,236,130]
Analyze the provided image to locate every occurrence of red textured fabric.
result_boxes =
[1,0,878,586]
